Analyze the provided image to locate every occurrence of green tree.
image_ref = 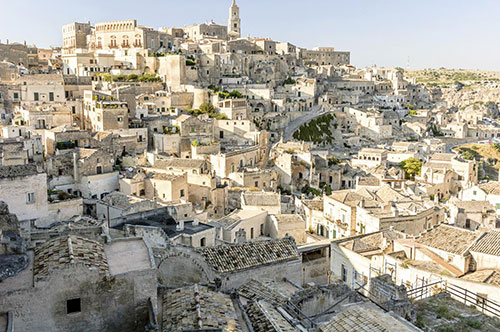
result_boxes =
[228,90,243,98]
[199,102,215,114]
[399,158,423,179]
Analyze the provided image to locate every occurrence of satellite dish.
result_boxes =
[110,158,115,163]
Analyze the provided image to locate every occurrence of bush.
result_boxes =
[126,74,138,81]
[461,150,475,160]
[436,305,453,320]
[466,320,481,329]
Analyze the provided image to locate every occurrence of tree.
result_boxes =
[228,90,243,98]
[199,102,215,114]
[399,158,422,179]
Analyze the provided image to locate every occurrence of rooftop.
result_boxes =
[162,284,242,332]
[319,302,419,332]
[461,269,500,286]
[215,209,267,230]
[0,164,40,179]
[303,198,323,211]
[155,157,206,170]
[414,224,479,255]
[243,191,280,207]
[237,279,288,306]
[246,300,299,332]
[469,230,500,256]
[120,213,213,237]
[199,238,299,273]
[34,235,109,279]
[478,181,500,195]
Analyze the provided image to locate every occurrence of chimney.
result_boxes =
[193,218,199,226]
[391,201,398,217]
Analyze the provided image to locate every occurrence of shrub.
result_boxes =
[126,74,138,81]
[461,150,475,160]
[466,320,481,329]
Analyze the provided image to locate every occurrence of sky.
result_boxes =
[1,0,499,70]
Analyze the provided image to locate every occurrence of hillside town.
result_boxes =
[1,1,500,331]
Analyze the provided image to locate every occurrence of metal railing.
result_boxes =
[407,280,500,318]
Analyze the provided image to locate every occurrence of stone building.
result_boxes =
[62,22,92,53]
[0,164,48,225]
[156,237,302,291]
[0,235,157,332]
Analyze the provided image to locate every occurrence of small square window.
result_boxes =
[66,298,81,314]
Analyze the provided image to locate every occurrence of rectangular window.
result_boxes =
[66,298,81,314]
[341,264,347,282]
[49,92,54,101]
[26,192,35,204]
[180,189,185,198]
[34,92,39,101]
[250,227,254,239]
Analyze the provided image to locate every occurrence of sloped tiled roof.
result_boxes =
[34,235,109,278]
[319,303,419,332]
[199,238,299,273]
[415,225,479,255]
[245,300,299,332]
[478,182,500,195]
[469,231,500,256]
[461,269,500,286]
[162,284,242,332]
[237,279,288,305]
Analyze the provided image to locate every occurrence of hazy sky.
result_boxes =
[1,0,499,70]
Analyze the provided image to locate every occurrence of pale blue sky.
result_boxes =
[1,0,499,70]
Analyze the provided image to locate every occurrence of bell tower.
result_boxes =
[228,0,241,39]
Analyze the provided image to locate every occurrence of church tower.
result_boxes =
[228,0,241,39]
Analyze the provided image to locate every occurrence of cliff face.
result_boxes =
[432,85,500,117]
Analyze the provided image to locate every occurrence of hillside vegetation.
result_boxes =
[292,114,337,143]
[406,69,500,87]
